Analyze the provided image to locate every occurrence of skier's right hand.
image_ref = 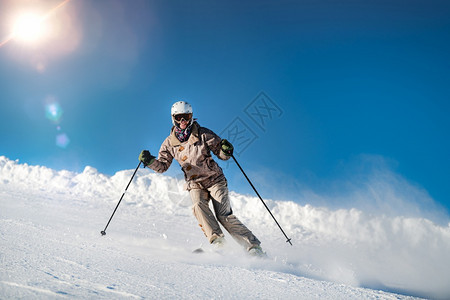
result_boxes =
[139,150,155,167]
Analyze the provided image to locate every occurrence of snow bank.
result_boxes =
[1,156,450,299]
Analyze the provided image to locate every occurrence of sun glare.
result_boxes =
[0,0,73,49]
[12,12,48,44]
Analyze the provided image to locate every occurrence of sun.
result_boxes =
[0,0,72,48]
[12,12,48,44]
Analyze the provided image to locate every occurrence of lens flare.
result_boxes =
[44,98,70,149]
[56,133,70,148]
[45,102,63,123]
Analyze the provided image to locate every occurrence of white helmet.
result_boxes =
[171,101,193,127]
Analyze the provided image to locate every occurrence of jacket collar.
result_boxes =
[169,122,200,146]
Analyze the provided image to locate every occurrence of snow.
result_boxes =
[1,156,449,299]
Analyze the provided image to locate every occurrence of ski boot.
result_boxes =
[248,245,267,258]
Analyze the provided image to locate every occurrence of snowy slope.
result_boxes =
[1,156,449,299]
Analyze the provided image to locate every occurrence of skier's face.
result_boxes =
[179,119,188,129]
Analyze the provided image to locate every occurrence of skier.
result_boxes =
[139,101,265,256]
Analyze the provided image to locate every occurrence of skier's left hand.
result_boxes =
[220,139,234,156]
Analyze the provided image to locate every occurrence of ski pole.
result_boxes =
[231,155,292,245]
[101,161,142,236]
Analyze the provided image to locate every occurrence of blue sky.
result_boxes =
[1,0,449,218]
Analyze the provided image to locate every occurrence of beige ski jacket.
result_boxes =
[148,122,230,190]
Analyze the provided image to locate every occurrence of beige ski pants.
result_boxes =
[189,180,260,250]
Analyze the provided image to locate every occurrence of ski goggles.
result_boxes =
[173,113,192,122]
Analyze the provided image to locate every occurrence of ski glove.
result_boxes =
[220,139,234,156]
[139,150,155,167]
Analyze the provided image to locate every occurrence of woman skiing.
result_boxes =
[139,101,264,256]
